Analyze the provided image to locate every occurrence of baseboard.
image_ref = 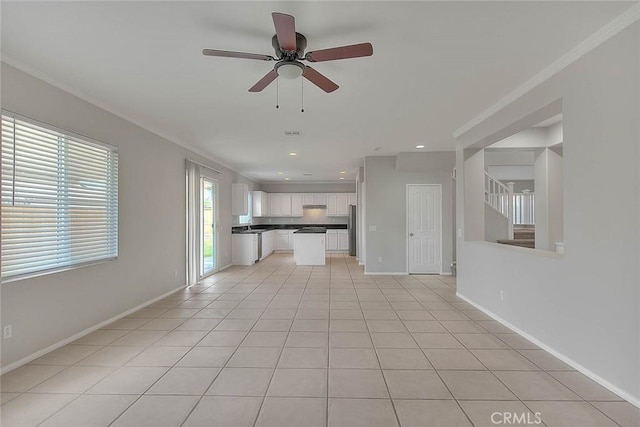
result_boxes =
[456,292,640,409]
[359,262,365,266]
[218,264,232,272]
[440,272,453,276]
[364,271,408,276]
[1,284,185,375]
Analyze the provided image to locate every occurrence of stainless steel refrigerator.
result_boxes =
[348,205,357,256]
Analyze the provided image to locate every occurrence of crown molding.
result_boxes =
[453,3,640,139]
[260,180,356,185]
[0,55,258,184]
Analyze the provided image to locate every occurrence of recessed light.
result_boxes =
[285,177,290,181]
[340,171,346,175]
[288,152,297,156]
[277,171,284,175]
[416,145,425,149]
[340,177,345,180]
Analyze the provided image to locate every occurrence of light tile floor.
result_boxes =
[1,253,638,426]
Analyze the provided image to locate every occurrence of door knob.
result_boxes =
[409,233,414,237]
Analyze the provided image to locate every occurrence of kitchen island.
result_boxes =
[293,227,327,266]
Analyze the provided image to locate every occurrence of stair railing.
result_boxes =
[484,171,514,239]
[513,190,535,225]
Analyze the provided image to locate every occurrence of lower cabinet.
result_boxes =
[326,231,338,251]
[337,230,349,250]
[261,231,275,260]
[326,230,349,251]
[232,234,257,265]
[275,231,289,250]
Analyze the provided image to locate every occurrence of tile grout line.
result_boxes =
[251,256,307,427]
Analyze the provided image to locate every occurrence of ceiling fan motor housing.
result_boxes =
[272,33,307,59]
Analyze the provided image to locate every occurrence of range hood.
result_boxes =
[303,204,327,209]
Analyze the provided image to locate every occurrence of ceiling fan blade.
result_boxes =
[272,12,296,51]
[303,67,339,93]
[305,42,373,62]
[248,70,278,92]
[202,49,273,61]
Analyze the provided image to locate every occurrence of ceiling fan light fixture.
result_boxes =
[275,61,305,79]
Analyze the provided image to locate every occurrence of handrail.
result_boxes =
[484,172,514,239]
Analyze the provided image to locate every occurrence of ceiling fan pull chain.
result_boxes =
[301,77,304,113]
[276,77,279,109]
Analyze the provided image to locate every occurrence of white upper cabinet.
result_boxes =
[337,193,349,216]
[280,193,292,216]
[261,192,356,217]
[338,230,349,250]
[314,193,328,206]
[252,191,269,217]
[232,183,249,216]
[326,194,339,216]
[326,193,355,217]
[291,194,303,217]
[268,193,292,217]
[269,193,281,216]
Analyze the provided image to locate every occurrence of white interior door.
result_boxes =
[407,185,441,274]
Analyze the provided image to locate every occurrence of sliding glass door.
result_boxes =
[200,177,217,277]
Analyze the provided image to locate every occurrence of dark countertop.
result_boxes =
[293,227,327,234]
[232,224,346,234]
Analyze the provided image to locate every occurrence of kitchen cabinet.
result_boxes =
[327,193,355,217]
[338,230,349,250]
[337,194,349,216]
[231,183,249,216]
[269,193,292,217]
[232,233,257,265]
[262,231,275,259]
[291,194,303,217]
[252,191,269,217]
[302,193,328,206]
[326,230,338,250]
[302,193,315,205]
[275,230,289,250]
[288,230,297,249]
[326,194,338,216]
[314,193,328,206]
[326,229,349,251]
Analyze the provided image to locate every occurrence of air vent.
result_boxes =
[284,130,302,136]
[303,173,312,176]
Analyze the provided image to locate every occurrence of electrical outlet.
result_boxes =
[174,268,178,278]
[378,257,382,263]
[499,290,504,301]
[457,228,463,238]
[3,325,12,339]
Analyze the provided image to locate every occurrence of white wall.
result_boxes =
[456,24,639,402]
[484,205,509,243]
[364,153,455,274]
[0,63,258,368]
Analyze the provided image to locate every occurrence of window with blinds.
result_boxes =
[1,113,118,281]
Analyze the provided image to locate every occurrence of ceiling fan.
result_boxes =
[202,12,373,93]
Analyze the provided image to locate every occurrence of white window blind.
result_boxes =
[1,113,118,281]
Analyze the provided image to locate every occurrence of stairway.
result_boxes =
[497,225,535,249]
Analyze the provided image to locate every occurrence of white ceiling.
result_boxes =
[1,1,633,182]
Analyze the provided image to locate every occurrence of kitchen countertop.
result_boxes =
[232,224,346,234]
[294,227,327,234]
